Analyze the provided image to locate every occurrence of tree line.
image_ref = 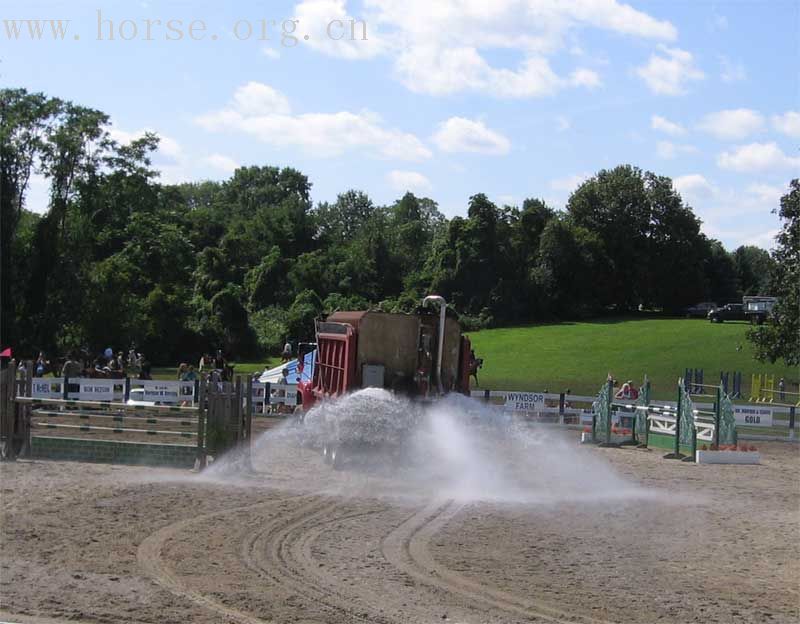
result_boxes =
[1,88,793,365]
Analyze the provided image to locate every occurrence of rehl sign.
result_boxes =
[505,392,545,411]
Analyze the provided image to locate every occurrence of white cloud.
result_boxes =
[718,142,800,172]
[651,114,685,136]
[203,154,239,174]
[569,68,602,88]
[550,172,590,193]
[432,117,510,155]
[673,174,715,200]
[656,140,698,159]
[746,183,785,205]
[294,0,674,97]
[497,194,518,205]
[697,109,764,140]
[196,82,431,161]
[262,47,281,59]
[396,49,576,98]
[109,126,183,161]
[719,55,746,83]
[232,81,291,115]
[772,111,800,138]
[555,115,571,131]
[386,170,432,193]
[636,45,704,95]
[294,0,384,59]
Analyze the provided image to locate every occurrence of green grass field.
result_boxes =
[467,318,798,399]
[154,318,797,402]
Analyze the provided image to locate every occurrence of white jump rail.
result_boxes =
[15,396,199,413]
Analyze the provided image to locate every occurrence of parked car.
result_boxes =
[707,303,746,323]
[743,296,777,324]
[684,301,717,318]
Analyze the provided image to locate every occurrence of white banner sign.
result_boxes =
[77,379,124,401]
[32,378,64,400]
[130,381,195,404]
[734,406,773,427]
[504,391,546,411]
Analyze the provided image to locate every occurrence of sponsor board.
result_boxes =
[130,381,195,404]
[504,392,545,411]
[31,379,64,399]
[734,406,773,428]
[77,380,124,401]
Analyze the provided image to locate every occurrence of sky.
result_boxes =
[3,0,799,250]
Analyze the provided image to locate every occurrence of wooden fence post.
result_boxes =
[21,361,33,457]
[196,375,207,470]
[0,362,14,461]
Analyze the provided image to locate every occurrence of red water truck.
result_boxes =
[296,296,476,466]
[298,296,473,409]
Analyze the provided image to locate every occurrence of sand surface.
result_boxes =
[1,427,798,624]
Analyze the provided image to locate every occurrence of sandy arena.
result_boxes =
[1,418,798,624]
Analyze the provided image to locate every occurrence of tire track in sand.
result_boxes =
[381,499,614,624]
[241,495,396,624]
[137,494,310,624]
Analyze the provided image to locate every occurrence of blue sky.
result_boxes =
[4,0,799,249]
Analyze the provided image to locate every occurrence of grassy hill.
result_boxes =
[154,317,797,402]
[467,318,798,399]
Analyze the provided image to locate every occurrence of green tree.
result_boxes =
[733,245,774,295]
[748,180,800,366]
[703,241,740,304]
[0,89,60,347]
[567,166,706,311]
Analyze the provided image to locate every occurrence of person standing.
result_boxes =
[61,352,83,378]
[282,340,292,363]
[138,354,152,380]
[35,352,48,377]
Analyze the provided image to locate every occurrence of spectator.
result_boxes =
[213,349,226,371]
[35,352,48,377]
[182,365,198,381]
[116,351,126,371]
[281,340,292,363]
[778,377,786,402]
[199,353,209,372]
[177,363,188,380]
[61,352,83,378]
[138,354,152,380]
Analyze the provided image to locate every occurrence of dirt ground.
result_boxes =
[0,430,798,624]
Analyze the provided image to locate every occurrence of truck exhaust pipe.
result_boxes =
[422,295,446,394]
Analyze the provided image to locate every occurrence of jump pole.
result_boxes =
[663,379,683,460]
